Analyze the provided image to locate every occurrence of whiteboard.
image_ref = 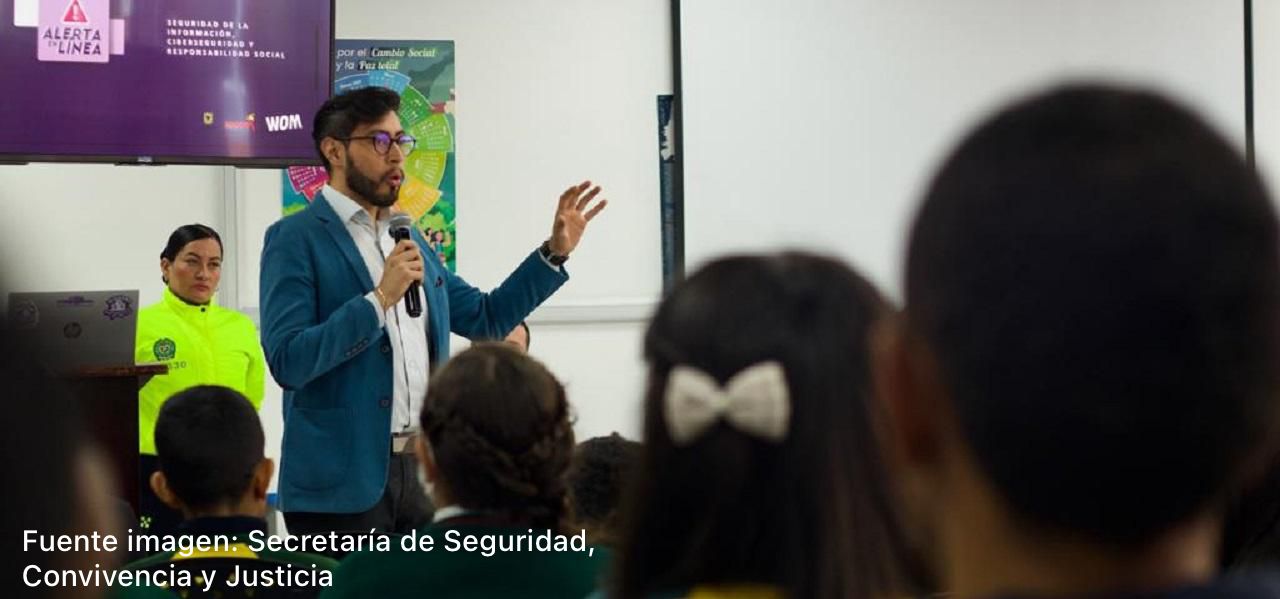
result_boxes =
[680,0,1246,296]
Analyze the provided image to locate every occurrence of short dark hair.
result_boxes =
[568,433,640,544]
[154,386,265,511]
[161,224,221,262]
[906,84,1280,545]
[615,253,914,599]
[420,343,575,531]
[312,87,401,172]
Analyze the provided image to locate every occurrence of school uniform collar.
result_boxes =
[681,584,784,599]
[175,515,268,538]
[425,507,546,530]
[431,505,472,524]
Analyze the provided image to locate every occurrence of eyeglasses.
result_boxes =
[338,131,417,155]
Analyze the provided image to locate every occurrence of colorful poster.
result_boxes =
[283,40,457,272]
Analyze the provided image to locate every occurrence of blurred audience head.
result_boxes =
[1,325,122,598]
[880,84,1280,594]
[615,252,914,599]
[418,343,574,531]
[150,385,272,519]
[568,432,640,546]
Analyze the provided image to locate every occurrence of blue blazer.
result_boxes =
[259,194,567,514]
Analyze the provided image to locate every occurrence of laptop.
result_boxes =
[7,290,139,373]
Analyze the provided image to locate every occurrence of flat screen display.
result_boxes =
[0,0,333,165]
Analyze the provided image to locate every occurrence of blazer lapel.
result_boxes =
[311,193,375,291]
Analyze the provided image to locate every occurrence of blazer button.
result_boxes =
[379,397,391,408]
[380,343,391,354]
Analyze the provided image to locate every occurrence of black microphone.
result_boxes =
[388,214,423,318]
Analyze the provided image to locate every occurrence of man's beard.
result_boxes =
[344,157,400,207]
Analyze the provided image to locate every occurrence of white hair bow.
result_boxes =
[663,361,792,445]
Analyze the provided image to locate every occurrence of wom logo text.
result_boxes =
[264,114,304,132]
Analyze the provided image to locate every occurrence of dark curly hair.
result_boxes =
[420,343,575,531]
[568,433,640,545]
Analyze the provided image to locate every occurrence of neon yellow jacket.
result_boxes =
[135,287,266,454]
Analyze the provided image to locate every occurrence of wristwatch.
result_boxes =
[539,240,569,266]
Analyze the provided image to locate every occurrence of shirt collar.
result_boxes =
[321,184,387,225]
[175,515,268,538]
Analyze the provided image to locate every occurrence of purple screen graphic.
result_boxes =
[0,0,332,165]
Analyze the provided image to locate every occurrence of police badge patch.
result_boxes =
[103,294,133,320]
[153,338,176,361]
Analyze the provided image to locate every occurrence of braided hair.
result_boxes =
[420,343,575,531]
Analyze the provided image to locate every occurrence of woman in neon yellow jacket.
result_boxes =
[134,224,266,534]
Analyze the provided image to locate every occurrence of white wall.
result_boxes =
[681,0,1247,297]
[0,164,227,307]
[1255,0,1280,197]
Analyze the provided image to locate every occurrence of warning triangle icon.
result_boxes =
[62,0,89,24]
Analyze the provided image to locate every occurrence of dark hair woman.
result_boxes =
[611,252,919,599]
[134,224,266,537]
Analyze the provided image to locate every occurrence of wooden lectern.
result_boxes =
[64,364,167,514]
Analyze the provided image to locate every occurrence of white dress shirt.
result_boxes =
[321,185,429,433]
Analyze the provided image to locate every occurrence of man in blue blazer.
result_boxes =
[259,87,606,535]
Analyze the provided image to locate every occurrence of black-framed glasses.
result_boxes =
[339,131,417,155]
